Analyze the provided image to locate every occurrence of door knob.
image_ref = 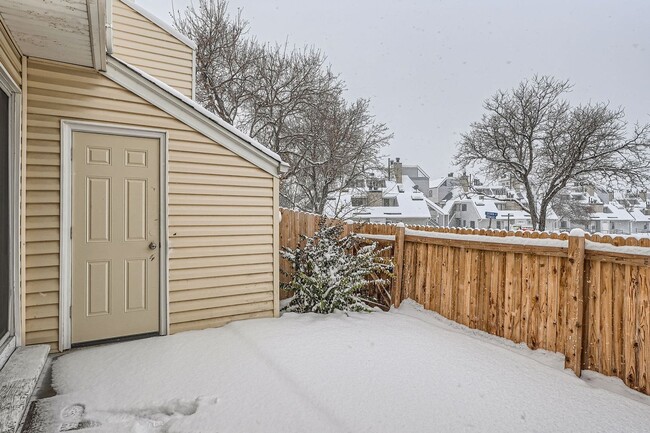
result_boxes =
[149,242,157,250]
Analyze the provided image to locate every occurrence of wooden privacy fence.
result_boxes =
[279,208,650,395]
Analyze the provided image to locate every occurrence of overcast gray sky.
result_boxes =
[136,0,650,180]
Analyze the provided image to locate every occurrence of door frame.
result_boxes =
[59,120,169,351]
[0,60,21,366]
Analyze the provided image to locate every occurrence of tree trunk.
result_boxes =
[523,182,539,230]
[538,204,547,231]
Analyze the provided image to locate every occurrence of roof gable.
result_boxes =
[117,0,197,50]
[105,56,286,176]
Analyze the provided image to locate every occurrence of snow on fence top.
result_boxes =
[404,228,569,249]
[585,240,650,257]
[354,233,396,242]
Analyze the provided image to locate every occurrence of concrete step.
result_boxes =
[0,345,50,433]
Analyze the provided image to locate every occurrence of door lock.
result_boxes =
[148,242,157,250]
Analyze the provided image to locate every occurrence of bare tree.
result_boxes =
[243,44,343,155]
[551,190,591,229]
[172,0,260,124]
[174,0,391,214]
[456,76,650,230]
[283,98,392,213]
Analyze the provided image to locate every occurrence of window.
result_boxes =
[383,198,393,207]
[461,204,467,211]
[462,220,467,227]
[496,221,502,229]
[470,221,475,228]
[560,221,568,228]
[351,197,365,207]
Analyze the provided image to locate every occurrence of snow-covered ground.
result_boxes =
[34,301,650,433]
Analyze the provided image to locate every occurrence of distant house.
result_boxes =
[325,159,442,225]
[630,208,650,234]
[0,0,288,366]
[428,174,456,203]
[444,194,559,231]
[587,202,635,235]
[557,186,647,235]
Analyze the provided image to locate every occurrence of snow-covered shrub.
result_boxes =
[281,219,393,313]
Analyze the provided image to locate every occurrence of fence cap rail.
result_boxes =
[354,233,396,242]
[585,240,650,257]
[404,227,569,248]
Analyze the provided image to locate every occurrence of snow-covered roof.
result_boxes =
[429,177,449,188]
[590,202,634,222]
[326,175,433,220]
[424,197,447,216]
[106,56,287,176]
[630,208,650,223]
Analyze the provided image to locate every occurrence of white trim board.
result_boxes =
[59,120,169,351]
[0,59,22,349]
[87,0,108,71]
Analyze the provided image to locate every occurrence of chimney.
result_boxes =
[586,185,595,196]
[394,157,402,184]
[460,173,469,192]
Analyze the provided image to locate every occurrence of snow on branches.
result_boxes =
[281,219,393,314]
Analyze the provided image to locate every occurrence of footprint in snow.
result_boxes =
[59,404,101,431]
[60,396,219,432]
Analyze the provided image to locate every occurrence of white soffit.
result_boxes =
[0,0,96,68]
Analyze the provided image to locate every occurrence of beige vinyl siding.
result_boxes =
[112,0,193,98]
[0,17,21,86]
[24,58,276,350]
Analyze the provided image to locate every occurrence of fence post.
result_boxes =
[564,228,586,376]
[392,223,406,307]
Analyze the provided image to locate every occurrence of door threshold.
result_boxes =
[71,332,160,349]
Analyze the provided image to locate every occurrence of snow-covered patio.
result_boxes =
[30,301,650,433]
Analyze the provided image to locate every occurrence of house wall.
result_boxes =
[633,221,649,234]
[451,202,481,228]
[112,0,194,98]
[24,58,276,351]
[0,18,20,86]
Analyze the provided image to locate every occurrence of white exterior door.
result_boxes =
[71,132,160,344]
